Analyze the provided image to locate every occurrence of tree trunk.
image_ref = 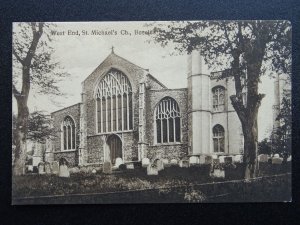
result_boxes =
[13,98,29,176]
[242,120,258,179]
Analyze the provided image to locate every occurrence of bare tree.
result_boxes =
[12,22,68,175]
[149,20,291,178]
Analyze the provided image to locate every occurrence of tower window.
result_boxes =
[213,124,225,152]
[212,86,225,112]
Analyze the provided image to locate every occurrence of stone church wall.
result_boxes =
[51,103,81,166]
[145,88,189,160]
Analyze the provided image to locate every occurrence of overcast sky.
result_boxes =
[13,22,277,141]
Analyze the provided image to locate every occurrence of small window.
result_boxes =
[62,116,76,150]
[213,124,225,153]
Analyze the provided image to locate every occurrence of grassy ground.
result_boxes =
[12,166,219,198]
[12,164,291,203]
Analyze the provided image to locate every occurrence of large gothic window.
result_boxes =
[212,86,225,112]
[155,97,181,144]
[213,124,225,153]
[95,69,133,133]
[62,116,76,150]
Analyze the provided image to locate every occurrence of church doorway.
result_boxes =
[107,134,122,165]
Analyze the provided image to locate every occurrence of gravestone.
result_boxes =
[212,169,225,178]
[155,159,164,171]
[44,162,52,174]
[234,155,243,163]
[274,154,280,158]
[38,162,45,175]
[212,154,218,159]
[115,157,123,168]
[59,164,70,177]
[199,155,206,164]
[69,167,80,174]
[126,163,134,169]
[200,155,212,164]
[162,158,169,167]
[170,159,178,166]
[219,156,226,163]
[51,161,59,174]
[272,157,283,165]
[189,156,199,165]
[147,164,158,175]
[27,165,33,172]
[287,155,292,162]
[92,168,97,174]
[142,158,150,168]
[179,160,189,168]
[258,154,268,162]
[103,161,112,174]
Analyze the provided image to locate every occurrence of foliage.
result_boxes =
[27,111,55,143]
[13,22,69,96]
[258,138,272,155]
[271,90,292,156]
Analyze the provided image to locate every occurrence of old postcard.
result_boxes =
[12,21,291,204]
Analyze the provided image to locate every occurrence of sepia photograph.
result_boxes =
[12,21,291,204]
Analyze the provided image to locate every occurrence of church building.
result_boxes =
[47,50,244,167]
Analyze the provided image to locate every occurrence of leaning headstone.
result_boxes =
[44,162,52,174]
[189,156,199,165]
[147,164,158,175]
[155,159,164,171]
[59,164,70,177]
[115,157,123,168]
[258,154,268,163]
[126,163,134,169]
[287,155,292,162]
[51,161,59,174]
[272,157,283,165]
[142,158,150,168]
[170,159,178,166]
[179,159,189,168]
[38,162,45,175]
[103,161,112,174]
[234,155,243,163]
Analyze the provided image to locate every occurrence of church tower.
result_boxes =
[187,50,211,156]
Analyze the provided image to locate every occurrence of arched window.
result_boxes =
[213,124,225,152]
[95,69,133,133]
[155,97,181,144]
[212,86,225,112]
[62,116,76,150]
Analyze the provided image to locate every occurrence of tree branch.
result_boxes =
[12,47,24,65]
